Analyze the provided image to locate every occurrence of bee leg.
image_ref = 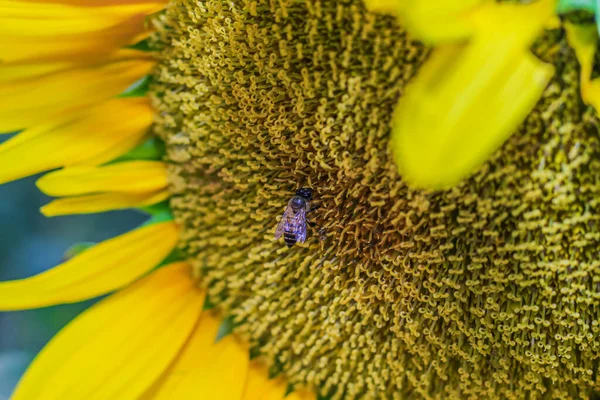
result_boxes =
[308,204,321,214]
[307,219,327,241]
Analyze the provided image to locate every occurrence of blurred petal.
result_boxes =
[143,312,250,400]
[0,60,73,82]
[37,161,168,196]
[11,263,204,400]
[564,23,600,112]
[0,98,152,184]
[0,15,147,63]
[364,0,484,43]
[242,360,287,400]
[0,53,153,132]
[0,1,165,35]
[392,0,555,189]
[41,190,170,216]
[362,0,397,13]
[0,221,179,310]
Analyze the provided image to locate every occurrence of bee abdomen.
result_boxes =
[284,231,297,247]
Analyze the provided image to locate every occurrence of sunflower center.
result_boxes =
[151,2,600,398]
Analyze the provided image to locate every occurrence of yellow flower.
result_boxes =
[3,1,600,399]
[0,1,314,399]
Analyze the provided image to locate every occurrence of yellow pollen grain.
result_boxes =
[151,1,600,399]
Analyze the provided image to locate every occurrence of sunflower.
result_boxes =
[3,0,600,399]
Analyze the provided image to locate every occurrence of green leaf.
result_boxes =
[138,201,170,216]
[118,75,152,98]
[126,38,152,52]
[112,137,165,162]
[157,249,184,267]
[141,208,173,227]
[215,316,235,342]
[557,0,595,13]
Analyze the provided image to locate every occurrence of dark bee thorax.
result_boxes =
[290,195,307,211]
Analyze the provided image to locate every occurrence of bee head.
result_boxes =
[295,187,313,201]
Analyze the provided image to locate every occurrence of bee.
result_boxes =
[275,187,313,248]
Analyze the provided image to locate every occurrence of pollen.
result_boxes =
[150,1,600,399]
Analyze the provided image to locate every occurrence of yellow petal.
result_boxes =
[0,54,153,132]
[0,221,179,311]
[40,190,170,216]
[0,98,152,184]
[286,389,317,400]
[242,360,287,400]
[362,0,397,13]
[11,262,204,400]
[364,0,484,43]
[564,23,600,112]
[143,312,250,400]
[0,61,73,82]
[0,17,145,63]
[0,1,165,36]
[37,161,168,196]
[392,0,555,189]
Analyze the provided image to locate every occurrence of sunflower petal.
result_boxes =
[0,19,146,63]
[11,262,203,400]
[362,0,397,13]
[364,0,483,43]
[0,221,179,310]
[143,312,250,400]
[0,54,153,132]
[391,0,555,189]
[40,190,170,216]
[0,98,152,184]
[242,360,287,400]
[564,23,600,113]
[0,1,165,36]
[37,161,168,196]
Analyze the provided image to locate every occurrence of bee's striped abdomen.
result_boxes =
[284,231,297,247]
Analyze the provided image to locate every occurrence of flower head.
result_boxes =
[152,1,600,398]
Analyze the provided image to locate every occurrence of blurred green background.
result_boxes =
[0,135,146,399]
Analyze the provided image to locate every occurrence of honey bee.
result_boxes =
[275,187,313,247]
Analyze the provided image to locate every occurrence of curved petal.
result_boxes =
[37,161,168,196]
[391,0,555,189]
[364,0,483,43]
[0,221,179,310]
[0,98,153,184]
[0,15,147,64]
[242,360,287,400]
[0,54,153,133]
[142,312,250,400]
[11,262,204,400]
[40,190,170,216]
[564,23,600,113]
[0,1,165,35]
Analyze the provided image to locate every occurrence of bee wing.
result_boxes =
[275,204,294,239]
[290,206,308,243]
